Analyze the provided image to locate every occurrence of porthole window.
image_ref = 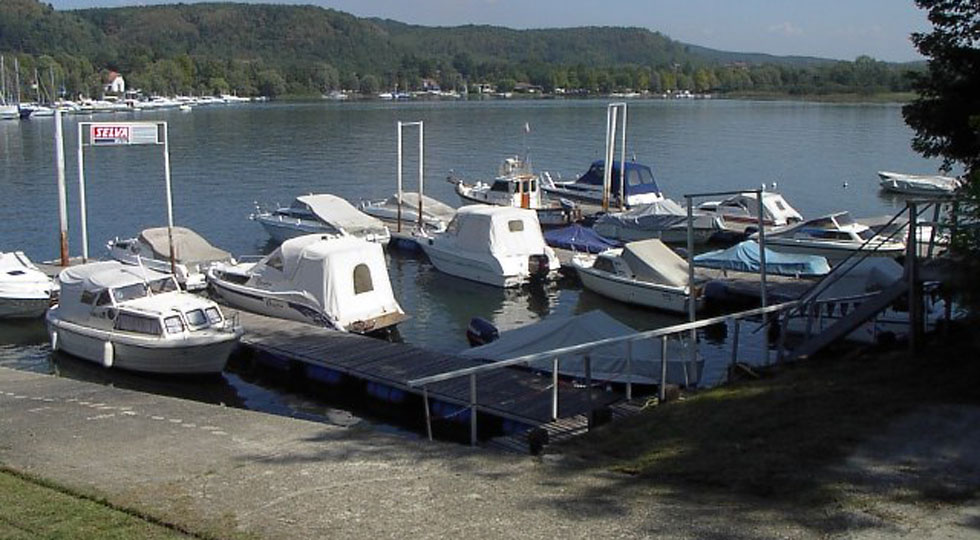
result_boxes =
[508,220,524,232]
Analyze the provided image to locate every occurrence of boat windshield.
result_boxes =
[148,277,179,294]
[834,213,855,226]
[857,229,877,242]
[111,283,148,303]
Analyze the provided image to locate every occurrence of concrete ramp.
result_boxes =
[792,279,909,359]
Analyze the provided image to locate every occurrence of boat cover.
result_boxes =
[814,257,904,298]
[574,160,662,197]
[297,194,388,238]
[694,241,830,277]
[57,261,170,319]
[138,227,231,265]
[544,225,620,253]
[459,310,700,385]
[621,239,690,287]
[594,199,724,232]
[259,234,402,327]
[388,193,457,222]
[451,206,548,256]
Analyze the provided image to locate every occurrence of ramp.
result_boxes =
[792,279,908,359]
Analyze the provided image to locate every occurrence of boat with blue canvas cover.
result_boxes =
[543,224,621,254]
[694,240,831,277]
[541,160,664,209]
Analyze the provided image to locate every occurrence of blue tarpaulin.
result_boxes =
[544,225,621,253]
[694,240,830,276]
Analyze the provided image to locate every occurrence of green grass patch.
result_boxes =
[561,335,980,501]
[0,469,192,539]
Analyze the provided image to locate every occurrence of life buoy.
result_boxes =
[102,341,114,368]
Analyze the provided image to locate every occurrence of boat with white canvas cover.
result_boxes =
[45,261,241,374]
[449,156,580,226]
[251,194,390,245]
[358,192,456,234]
[697,191,803,229]
[207,234,407,334]
[593,198,728,244]
[0,251,54,319]
[460,310,703,386]
[107,226,234,291]
[418,205,560,288]
[757,212,906,262]
[572,239,702,314]
[540,159,664,209]
[877,171,961,196]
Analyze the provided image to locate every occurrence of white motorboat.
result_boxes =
[0,104,17,120]
[572,239,701,315]
[450,156,581,226]
[251,194,390,245]
[358,192,456,234]
[461,310,703,386]
[0,251,54,319]
[758,212,906,262]
[418,205,560,288]
[46,261,241,374]
[697,191,803,229]
[593,199,728,244]
[107,226,234,291]
[207,234,407,334]
[877,171,961,196]
[540,159,664,209]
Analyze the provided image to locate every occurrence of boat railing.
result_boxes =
[407,300,799,446]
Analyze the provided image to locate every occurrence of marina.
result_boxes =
[0,98,961,449]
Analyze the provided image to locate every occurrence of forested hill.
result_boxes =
[0,0,917,98]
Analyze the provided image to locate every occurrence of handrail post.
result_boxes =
[422,386,433,441]
[729,318,740,381]
[625,340,633,401]
[551,357,559,420]
[757,188,768,365]
[686,195,697,370]
[907,201,919,354]
[584,354,593,428]
[776,310,788,363]
[469,373,477,447]
[659,337,668,402]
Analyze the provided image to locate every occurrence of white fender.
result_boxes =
[102,341,114,368]
[50,331,58,351]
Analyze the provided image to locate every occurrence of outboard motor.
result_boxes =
[527,254,551,279]
[466,317,499,347]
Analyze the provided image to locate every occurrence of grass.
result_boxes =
[561,328,980,501]
[0,468,193,540]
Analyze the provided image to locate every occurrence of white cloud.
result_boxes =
[767,21,803,37]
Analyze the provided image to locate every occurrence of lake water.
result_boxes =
[0,98,943,427]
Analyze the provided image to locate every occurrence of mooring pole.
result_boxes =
[730,318,741,382]
[54,109,69,266]
[417,121,424,232]
[907,202,919,354]
[396,121,403,233]
[686,195,697,369]
[469,373,477,447]
[659,337,668,402]
[77,123,88,262]
[551,357,559,420]
[162,123,177,276]
[757,188,769,364]
[625,340,633,401]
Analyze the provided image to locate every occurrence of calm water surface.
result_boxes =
[0,99,944,426]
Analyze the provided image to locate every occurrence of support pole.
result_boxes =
[584,354,593,428]
[396,121,403,233]
[659,337,668,402]
[54,109,69,266]
[77,123,88,262]
[162,124,176,276]
[625,340,633,401]
[418,121,424,232]
[686,196,697,368]
[618,103,627,211]
[907,202,919,354]
[551,357,559,420]
[730,319,740,382]
[757,189,768,364]
[469,373,477,447]
[422,386,433,441]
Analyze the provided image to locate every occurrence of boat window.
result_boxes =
[164,315,185,334]
[775,200,787,211]
[112,283,148,303]
[508,220,525,232]
[95,290,113,306]
[722,200,746,209]
[529,179,536,192]
[490,180,512,193]
[353,264,374,294]
[114,313,163,336]
[834,213,855,226]
[7,270,25,276]
[809,217,836,229]
[628,166,656,186]
[80,290,98,305]
[593,257,616,273]
[266,252,284,271]
[149,277,178,294]
[205,307,223,324]
[185,309,209,328]
[858,229,876,241]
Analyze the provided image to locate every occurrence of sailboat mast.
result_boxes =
[1,56,6,105]
[14,57,21,104]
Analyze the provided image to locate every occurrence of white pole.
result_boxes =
[55,109,69,266]
[418,121,424,231]
[686,196,697,368]
[396,121,403,233]
[618,103,627,211]
[162,123,176,275]
[77,123,88,262]
[757,189,768,364]
[603,105,613,211]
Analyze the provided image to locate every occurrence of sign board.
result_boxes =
[89,123,161,146]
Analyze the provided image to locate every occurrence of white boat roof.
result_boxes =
[297,194,387,235]
[620,239,690,288]
[449,205,547,256]
[59,261,171,290]
[138,226,231,265]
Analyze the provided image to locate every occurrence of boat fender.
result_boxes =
[103,341,114,368]
[50,331,58,351]
[466,317,499,347]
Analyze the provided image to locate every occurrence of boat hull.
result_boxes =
[46,313,238,374]
[762,240,905,263]
[255,217,336,244]
[0,296,50,319]
[576,266,695,314]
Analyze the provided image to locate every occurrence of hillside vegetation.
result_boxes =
[0,0,920,98]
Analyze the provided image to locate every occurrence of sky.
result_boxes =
[46,0,932,63]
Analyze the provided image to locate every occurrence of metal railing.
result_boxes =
[407,300,798,446]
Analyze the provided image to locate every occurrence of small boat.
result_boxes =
[45,261,241,374]
[449,156,581,226]
[107,226,234,291]
[758,212,906,262]
[460,310,703,386]
[251,194,390,245]
[572,239,701,314]
[593,199,728,244]
[207,234,407,334]
[697,191,803,229]
[544,224,621,254]
[694,240,831,277]
[358,192,456,234]
[418,205,560,288]
[540,159,664,209]
[0,104,18,120]
[877,171,961,196]
[0,251,54,319]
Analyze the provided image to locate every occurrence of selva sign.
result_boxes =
[91,125,131,145]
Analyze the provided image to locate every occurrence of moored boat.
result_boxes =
[0,251,54,319]
[107,226,234,291]
[593,199,728,244]
[251,194,390,245]
[540,159,664,210]
[697,191,803,229]
[45,261,241,374]
[877,171,961,196]
[358,192,456,234]
[757,212,906,262]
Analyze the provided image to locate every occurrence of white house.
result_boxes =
[105,72,126,95]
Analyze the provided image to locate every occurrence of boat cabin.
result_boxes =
[565,160,663,206]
